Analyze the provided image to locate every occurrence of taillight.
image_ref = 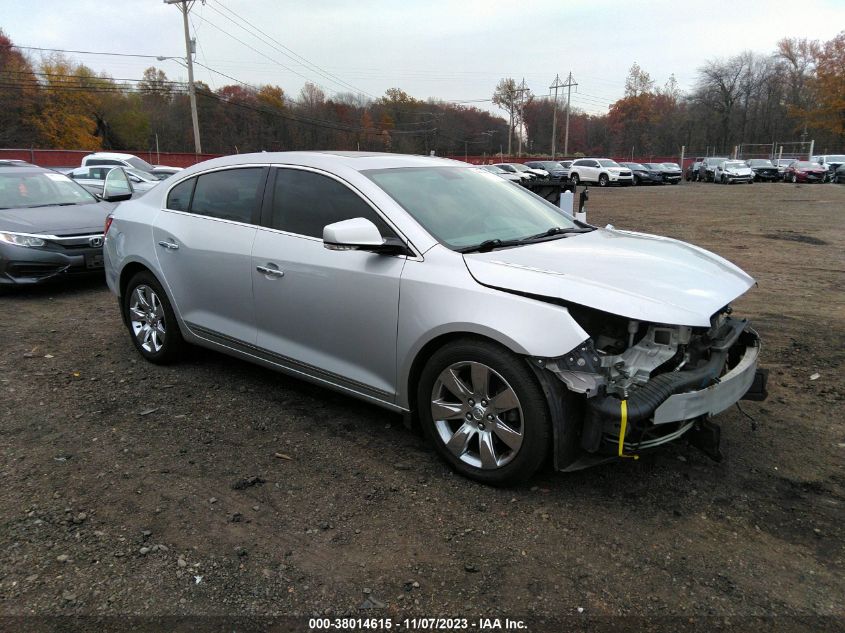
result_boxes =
[104,214,114,236]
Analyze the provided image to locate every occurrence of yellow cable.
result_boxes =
[618,400,639,460]
[618,400,627,457]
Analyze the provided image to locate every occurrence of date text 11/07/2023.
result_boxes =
[308,617,529,630]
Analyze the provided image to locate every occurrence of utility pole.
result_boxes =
[550,74,564,159]
[165,0,202,154]
[562,72,577,157]
[516,78,528,157]
[507,89,514,157]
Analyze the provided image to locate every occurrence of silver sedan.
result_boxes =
[103,152,765,485]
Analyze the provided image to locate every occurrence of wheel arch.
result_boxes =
[404,331,518,429]
[117,259,179,330]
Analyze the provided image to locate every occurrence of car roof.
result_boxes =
[174,151,466,179]
[0,164,51,175]
[84,152,139,160]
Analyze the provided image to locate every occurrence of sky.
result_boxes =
[3,0,844,117]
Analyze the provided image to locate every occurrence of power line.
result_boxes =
[190,12,335,95]
[6,44,179,60]
[207,0,375,99]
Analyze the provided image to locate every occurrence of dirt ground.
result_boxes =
[0,180,843,631]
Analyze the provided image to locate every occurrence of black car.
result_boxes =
[620,162,663,185]
[834,164,845,184]
[0,163,117,286]
[698,157,729,182]
[658,162,683,184]
[745,159,780,182]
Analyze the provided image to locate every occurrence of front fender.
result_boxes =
[395,246,588,409]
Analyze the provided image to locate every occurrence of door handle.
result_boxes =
[157,240,179,250]
[256,265,284,278]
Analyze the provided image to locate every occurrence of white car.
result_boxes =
[507,163,549,178]
[478,164,523,183]
[81,152,179,177]
[713,160,754,185]
[493,163,535,182]
[68,166,159,195]
[568,158,633,187]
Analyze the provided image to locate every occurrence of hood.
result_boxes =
[463,228,755,327]
[0,201,115,235]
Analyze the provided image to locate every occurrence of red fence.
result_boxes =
[4,148,696,172]
[0,148,222,169]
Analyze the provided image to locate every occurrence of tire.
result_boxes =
[634,176,641,186]
[417,339,552,486]
[791,173,797,183]
[569,173,580,185]
[598,173,609,187]
[123,271,185,364]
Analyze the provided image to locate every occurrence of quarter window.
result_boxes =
[270,168,392,239]
[166,177,196,211]
[189,168,265,223]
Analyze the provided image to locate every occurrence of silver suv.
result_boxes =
[103,152,765,484]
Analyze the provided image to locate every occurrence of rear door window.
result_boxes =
[189,168,266,224]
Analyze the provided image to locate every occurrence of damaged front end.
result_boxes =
[535,305,768,468]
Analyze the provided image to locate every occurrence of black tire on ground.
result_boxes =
[417,339,553,486]
[634,176,641,185]
[570,173,580,185]
[598,174,609,187]
[791,174,798,183]
[123,271,185,365]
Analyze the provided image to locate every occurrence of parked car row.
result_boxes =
[618,162,682,186]
[685,156,844,184]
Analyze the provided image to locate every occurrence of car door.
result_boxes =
[582,160,600,182]
[152,166,269,345]
[251,166,407,402]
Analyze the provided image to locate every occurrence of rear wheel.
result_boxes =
[417,340,551,486]
[124,271,184,364]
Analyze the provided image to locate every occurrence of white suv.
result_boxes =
[568,158,633,187]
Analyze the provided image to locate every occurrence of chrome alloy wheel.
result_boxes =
[129,285,166,353]
[430,361,524,469]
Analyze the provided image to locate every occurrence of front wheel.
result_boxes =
[569,173,580,185]
[791,173,798,183]
[417,340,551,486]
[598,173,609,187]
[124,271,185,364]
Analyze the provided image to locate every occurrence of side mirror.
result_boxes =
[102,167,134,202]
[323,217,408,255]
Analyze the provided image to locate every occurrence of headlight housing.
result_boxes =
[0,232,46,248]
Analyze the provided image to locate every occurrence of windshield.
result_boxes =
[725,161,746,168]
[366,167,576,250]
[662,163,680,169]
[795,161,821,168]
[509,164,529,172]
[127,157,155,171]
[494,164,517,173]
[480,165,505,173]
[625,163,646,170]
[0,171,97,209]
[749,160,774,166]
[824,155,845,162]
[597,159,620,167]
[644,163,663,169]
